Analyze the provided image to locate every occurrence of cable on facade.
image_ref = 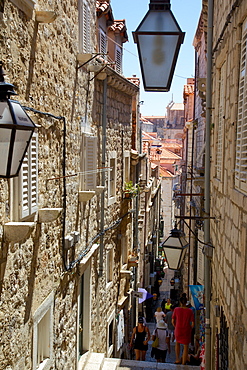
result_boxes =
[23,105,69,272]
[68,210,133,270]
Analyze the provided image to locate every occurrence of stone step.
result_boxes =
[102,358,199,369]
[80,352,200,370]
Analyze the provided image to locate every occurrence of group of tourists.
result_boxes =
[130,294,201,366]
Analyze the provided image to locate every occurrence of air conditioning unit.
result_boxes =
[64,235,74,250]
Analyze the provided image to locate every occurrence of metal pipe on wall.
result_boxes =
[205,0,214,368]
[99,78,107,277]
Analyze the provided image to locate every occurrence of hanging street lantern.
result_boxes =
[133,0,185,92]
[161,225,189,270]
[0,62,36,178]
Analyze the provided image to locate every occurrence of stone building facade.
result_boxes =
[209,1,247,368]
[184,1,247,369]
[0,1,144,369]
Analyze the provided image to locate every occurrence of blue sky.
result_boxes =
[110,0,202,116]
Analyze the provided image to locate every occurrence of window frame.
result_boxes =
[115,45,122,74]
[123,151,130,186]
[215,61,226,181]
[235,18,247,193]
[106,247,113,287]
[79,0,91,54]
[33,292,54,370]
[14,131,38,221]
[80,135,97,191]
[108,151,117,205]
[99,27,107,58]
[107,309,115,357]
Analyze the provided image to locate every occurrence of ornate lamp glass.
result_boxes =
[133,0,185,92]
[161,225,189,270]
[0,62,36,178]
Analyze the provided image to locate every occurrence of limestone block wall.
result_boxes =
[88,76,137,354]
[210,1,247,368]
[0,0,98,368]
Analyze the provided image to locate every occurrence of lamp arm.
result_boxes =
[182,219,214,248]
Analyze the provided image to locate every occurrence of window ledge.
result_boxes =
[35,10,57,23]
[78,191,96,202]
[95,186,105,195]
[38,208,63,223]
[10,0,36,18]
[4,222,35,242]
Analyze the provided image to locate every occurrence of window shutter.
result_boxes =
[216,61,226,180]
[21,133,38,219]
[115,46,122,74]
[79,0,91,53]
[236,19,247,192]
[99,28,107,57]
[22,152,29,218]
[30,133,38,214]
[84,135,97,190]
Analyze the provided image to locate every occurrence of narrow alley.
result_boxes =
[81,270,200,369]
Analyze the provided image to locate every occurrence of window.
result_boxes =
[33,292,54,370]
[106,248,113,284]
[236,18,247,193]
[20,132,38,219]
[99,27,107,58]
[215,61,226,180]
[80,135,97,190]
[115,45,122,74]
[79,0,91,53]
[108,151,116,205]
[107,309,115,357]
[120,235,128,267]
[123,151,130,185]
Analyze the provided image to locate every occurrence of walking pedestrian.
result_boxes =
[130,317,150,361]
[151,320,170,363]
[150,293,159,322]
[154,307,165,323]
[164,304,175,353]
[172,296,195,365]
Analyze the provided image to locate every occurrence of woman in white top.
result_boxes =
[154,307,165,323]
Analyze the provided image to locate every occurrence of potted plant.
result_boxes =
[123,181,139,198]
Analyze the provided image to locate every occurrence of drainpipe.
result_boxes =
[205,0,214,368]
[99,78,107,277]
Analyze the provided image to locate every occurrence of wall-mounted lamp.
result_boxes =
[0,62,36,178]
[133,0,185,92]
[161,224,189,270]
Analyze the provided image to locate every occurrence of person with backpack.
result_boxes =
[151,320,170,363]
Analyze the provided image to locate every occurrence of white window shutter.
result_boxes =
[216,61,226,180]
[99,28,107,57]
[21,153,29,218]
[236,19,247,192]
[84,136,97,190]
[21,133,38,219]
[115,46,122,74]
[30,133,38,214]
[79,0,91,53]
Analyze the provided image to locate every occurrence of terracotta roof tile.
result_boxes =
[184,84,194,95]
[96,1,110,14]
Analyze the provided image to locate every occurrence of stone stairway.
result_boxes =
[78,352,200,369]
[79,276,200,370]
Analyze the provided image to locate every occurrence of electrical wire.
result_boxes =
[68,210,132,270]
